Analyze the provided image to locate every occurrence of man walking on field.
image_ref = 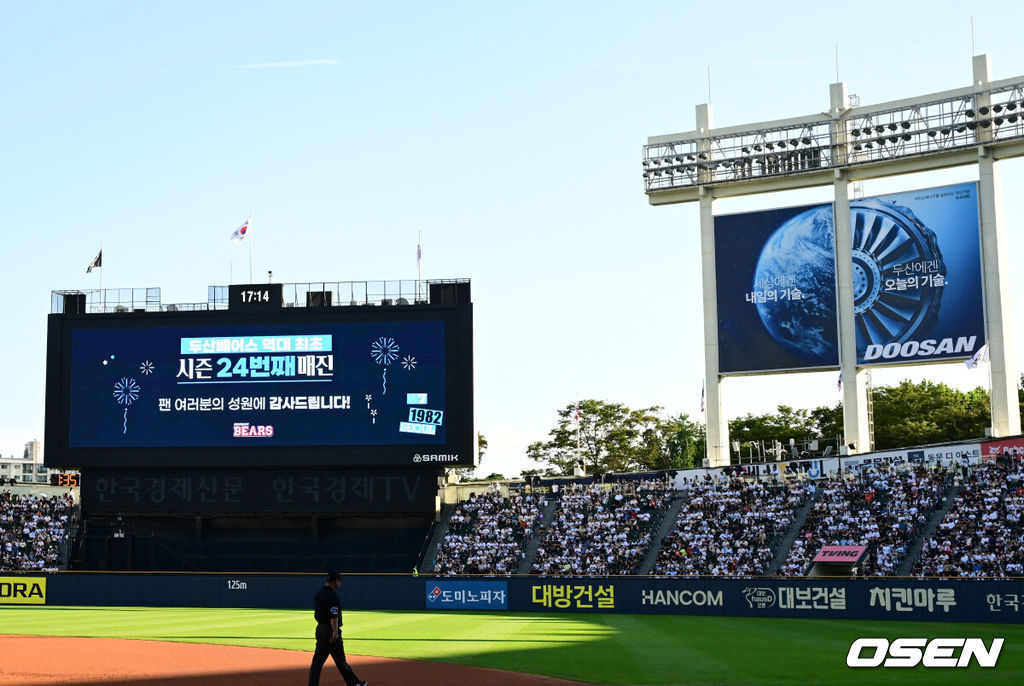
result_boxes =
[308,571,367,686]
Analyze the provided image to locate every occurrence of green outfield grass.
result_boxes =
[1,606,1021,685]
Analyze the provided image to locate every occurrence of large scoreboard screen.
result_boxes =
[44,304,474,468]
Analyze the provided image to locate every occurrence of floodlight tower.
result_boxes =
[645,55,1023,466]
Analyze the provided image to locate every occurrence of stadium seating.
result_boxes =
[651,476,808,576]
[434,489,541,575]
[531,480,673,576]
[0,491,78,572]
[914,459,1024,577]
[778,467,949,576]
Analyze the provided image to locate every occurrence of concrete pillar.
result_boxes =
[831,82,872,454]
[696,103,730,466]
[974,54,1022,436]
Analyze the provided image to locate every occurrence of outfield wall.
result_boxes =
[4,573,1023,624]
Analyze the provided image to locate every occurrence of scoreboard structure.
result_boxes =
[44,280,472,571]
[644,54,1024,465]
[44,280,475,473]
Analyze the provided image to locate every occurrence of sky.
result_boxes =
[2,1,1024,479]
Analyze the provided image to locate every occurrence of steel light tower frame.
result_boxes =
[645,55,1023,466]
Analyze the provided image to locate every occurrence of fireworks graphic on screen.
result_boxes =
[401,355,417,371]
[370,336,399,395]
[139,360,155,375]
[112,377,141,435]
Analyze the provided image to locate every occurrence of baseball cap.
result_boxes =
[326,571,341,581]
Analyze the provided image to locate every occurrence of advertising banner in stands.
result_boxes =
[911,443,982,467]
[739,459,833,479]
[843,443,983,471]
[813,546,867,563]
[715,182,984,374]
[983,437,1024,459]
[671,457,841,488]
[840,449,912,470]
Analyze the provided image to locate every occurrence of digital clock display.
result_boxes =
[49,473,80,487]
[228,284,283,311]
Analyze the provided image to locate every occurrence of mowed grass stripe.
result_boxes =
[2,607,1023,685]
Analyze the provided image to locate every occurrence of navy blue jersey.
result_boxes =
[313,585,342,626]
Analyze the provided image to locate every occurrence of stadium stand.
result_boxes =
[914,458,1024,577]
[778,466,950,576]
[433,488,542,575]
[651,475,809,576]
[0,490,78,571]
[531,480,673,576]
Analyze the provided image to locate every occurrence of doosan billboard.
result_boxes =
[715,182,985,373]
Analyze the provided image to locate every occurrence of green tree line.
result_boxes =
[520,378,1024,477]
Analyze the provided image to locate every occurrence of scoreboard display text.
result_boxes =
[44,305,473,468]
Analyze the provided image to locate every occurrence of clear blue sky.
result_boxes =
[2,1,1023,477]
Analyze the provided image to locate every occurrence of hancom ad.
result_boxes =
[715,182,984,373]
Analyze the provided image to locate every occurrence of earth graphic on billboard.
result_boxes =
[753,206,837,365]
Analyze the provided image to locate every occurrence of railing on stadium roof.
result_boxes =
[642,73,1024,202]
[50,279,469,314]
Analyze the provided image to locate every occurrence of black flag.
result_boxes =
[86,249,102,273]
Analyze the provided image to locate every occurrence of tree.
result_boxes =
[526,399,662,475]
[872,380,989,449]
[657,413,706,469]
[810,403,843,445]
[519,467,561,479]
[1019,375,1024,427]
[728,405,819,458]
[477,431,488,458]
[481,473,507,481]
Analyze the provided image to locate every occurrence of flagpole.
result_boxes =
[99,242,104,312]
[576,393,581,453]
[248,212,253,283]
[417,230,422,301]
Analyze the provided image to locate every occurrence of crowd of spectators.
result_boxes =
[531,480,674,576]
[433,488,542,575]
[914,458,1024,577]
[0,491,77,571]
[779,466,950,576]
[429,459,1024,578]
[651,476,808,576]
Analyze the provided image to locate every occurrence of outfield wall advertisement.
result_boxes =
[27,573,1024,624]
[715,182,984,373]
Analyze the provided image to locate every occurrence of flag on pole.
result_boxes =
[837,372,843,393]
[86,249,102,273]
[231,216,250,243]
[417,235,422,267]
[571,402,582,424]
[965,343,990,369]
[700,381,705,414]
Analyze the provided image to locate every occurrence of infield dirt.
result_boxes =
[0,636,595,686]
